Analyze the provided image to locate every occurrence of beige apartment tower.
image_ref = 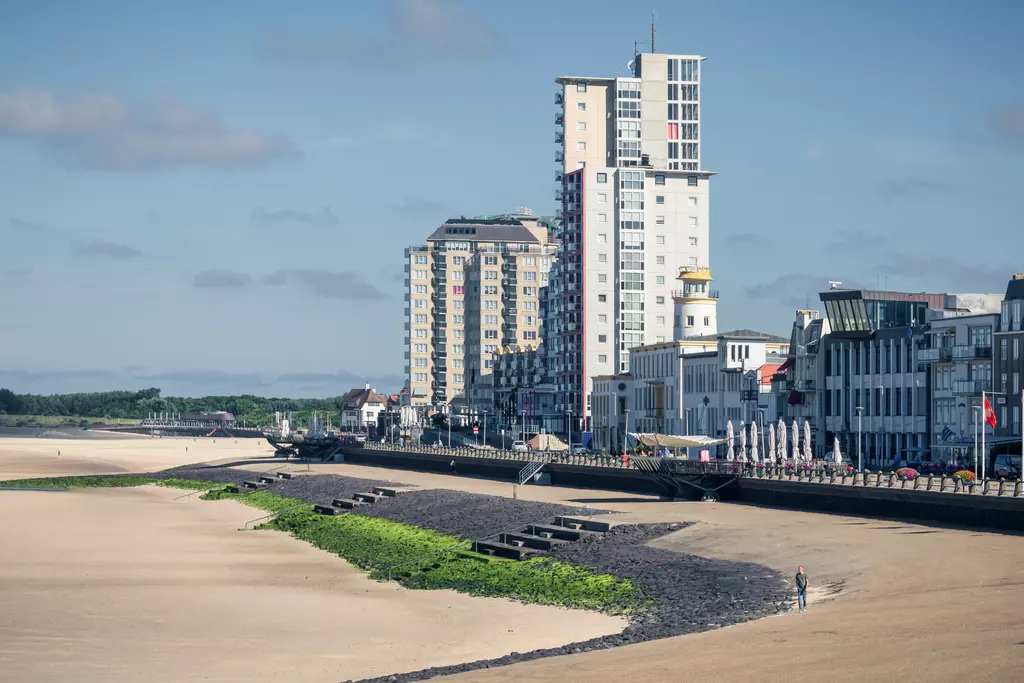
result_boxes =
[404,211,558,413]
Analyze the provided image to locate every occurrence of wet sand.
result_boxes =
[0,484,625,683]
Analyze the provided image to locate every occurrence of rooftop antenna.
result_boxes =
[651,12,656,53]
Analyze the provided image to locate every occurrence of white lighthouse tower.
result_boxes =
[673,266,718,340]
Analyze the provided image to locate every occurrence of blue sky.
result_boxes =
[1,0,1022,397]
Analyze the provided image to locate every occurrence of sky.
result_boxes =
[1,0,1022,398]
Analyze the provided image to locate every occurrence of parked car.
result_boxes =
[570,443,588,454]
[511,440,528,452]
[993,454,1021,479]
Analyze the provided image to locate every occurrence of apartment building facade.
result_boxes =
[994,274,1024,440]
[404,213,557,413]
[923,313,998,459]
[818,288,1002,466]
[551,50,713,428]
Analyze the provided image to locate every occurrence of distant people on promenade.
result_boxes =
[796,566,809,613]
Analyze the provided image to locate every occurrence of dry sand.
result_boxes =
[0,433,268,479]
[4,437,1024,682]
[0,484,625,683]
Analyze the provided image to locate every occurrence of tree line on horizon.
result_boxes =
[0,388,348,427]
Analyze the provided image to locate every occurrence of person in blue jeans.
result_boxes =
[796,566,808,612]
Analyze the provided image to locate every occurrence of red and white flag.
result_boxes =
[983,394,997,429]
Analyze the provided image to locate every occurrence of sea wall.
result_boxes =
[338,446,1024,532]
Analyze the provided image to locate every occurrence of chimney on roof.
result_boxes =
[1014,273,1024,281]
[364,382,370,390]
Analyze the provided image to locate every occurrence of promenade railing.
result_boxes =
[357,443,1024,498]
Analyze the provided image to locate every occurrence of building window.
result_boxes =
[688,196,697,207]
[656,215,665,224]
[599,314,607,323]
[656,195,665,204]
[1015,338,1020,360]
[687,176,698,187]
[598,335,607,342]
[657,316,666,325]
[656,235,666,245]
[598,274,608,283]
[689,236,698,246]
[704,316,710,326]
[576,121,586,131]
[686,316,694,326]
[484,255,498,265]
[599,354,607,363]
[597,233,607,243]
[1002,339,1008,360]
[597,213,607,223]
[577,83,587,92]
[523,271,537,281]
[656,296,665,304]
[656,276,665,284]
[598,253,607,263]
[597,172,607,183]
[598,294,607,302]
[577,141,586,151]
[484,330,498,339]
[655,174,665,185]
[577,102,586,111]
[656,255,665,265]
[688,216,698,226]
[597,192,607,203]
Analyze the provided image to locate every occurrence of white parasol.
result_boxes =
[749,421,757,464]
[803,420,813,462]
[833,436,843,465]
[778,420,787,462]
[726,421,735,462]
[791,419,800,462]
[738,420,747,463]
[768,423,777,464]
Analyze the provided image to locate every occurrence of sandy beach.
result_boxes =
[0,483,625,683]
[2,435,1023,682]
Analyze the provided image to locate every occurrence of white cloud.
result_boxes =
[0,87,299,170]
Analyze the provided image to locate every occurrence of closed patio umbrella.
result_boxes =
[726,421,735,462]
[778,420,787,462]
[738,420,747,463]
[791,419,800,462]
[768,423,777,464]
[750,421,760,464]
[833,436,843,465]
[803,420,813,462]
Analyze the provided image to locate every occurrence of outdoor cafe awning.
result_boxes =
[629,433,729,448]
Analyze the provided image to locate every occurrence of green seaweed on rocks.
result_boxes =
[205,488,641,614]
[0,475,218,490]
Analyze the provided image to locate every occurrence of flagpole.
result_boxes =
[981,391,987,482]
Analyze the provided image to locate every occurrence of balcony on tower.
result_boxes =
[671,266,719,301]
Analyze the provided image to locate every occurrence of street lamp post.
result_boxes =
[447,408,452,448]
[482,408,488,448]
[623,409,630,455]
[855,406,863,472]
[567,408,573,451]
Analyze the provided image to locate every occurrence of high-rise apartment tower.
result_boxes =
[549,51,715,426]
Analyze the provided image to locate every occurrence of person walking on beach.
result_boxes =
[795,566,808,613]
